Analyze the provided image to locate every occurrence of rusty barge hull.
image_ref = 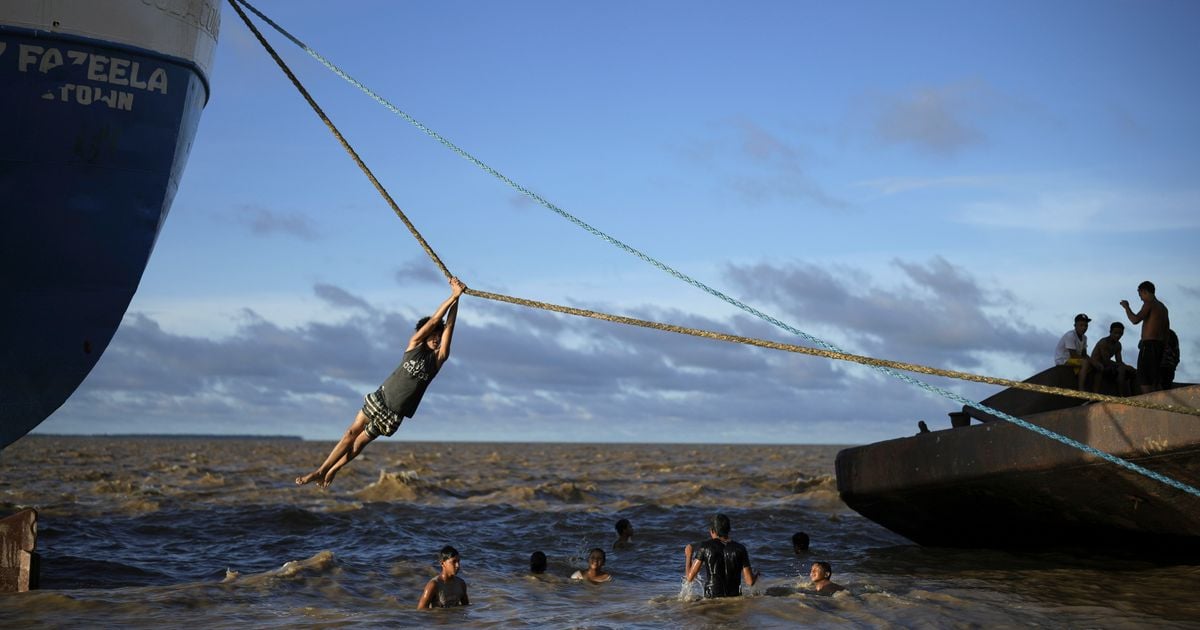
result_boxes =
[835,386,1200,553]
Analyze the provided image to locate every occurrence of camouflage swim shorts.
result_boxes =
[362,388,403,438]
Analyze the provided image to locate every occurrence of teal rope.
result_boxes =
[230,0,1200,498]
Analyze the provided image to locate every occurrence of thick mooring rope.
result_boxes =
[228,0,1200,498]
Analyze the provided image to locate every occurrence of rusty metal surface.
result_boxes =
[0,508,38,592]
[963,365,1083,423]
[836,386,1200,551]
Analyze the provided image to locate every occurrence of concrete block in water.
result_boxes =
[0,508,39,592]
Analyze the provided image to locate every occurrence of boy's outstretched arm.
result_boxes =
[437,300,459,366]
[409,277,466,350]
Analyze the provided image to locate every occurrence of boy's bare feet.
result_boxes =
[295,471,323,486]
[318,470,338,489]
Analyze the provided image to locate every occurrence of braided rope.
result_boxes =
[228,0,1200,497]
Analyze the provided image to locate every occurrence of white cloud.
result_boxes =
[33,294,939,443]
[39,259,1060,444]
[959,188,1200,232]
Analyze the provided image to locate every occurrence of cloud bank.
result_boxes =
[48,259,1059,444]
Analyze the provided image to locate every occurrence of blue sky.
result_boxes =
[41,0,1200,444]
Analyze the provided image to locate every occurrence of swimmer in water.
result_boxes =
[684,513,758,598]
[809,561,844,595]
[530,551,547,574]
[613,518,634,550]
[792,531,810,554]
[296,277,465,489]
[418,545,470,609]
[571,548,612,584]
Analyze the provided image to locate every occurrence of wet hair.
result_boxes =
[415,316,445,333]
[710,513,731,538]
[530,551,547,574]
[439,545,459,562]
[792,531,810,551]
[587,548,606,565]
[814,561,832,576]
[1110,322,1124,332]
[615,518,632,536]
[1138,280,1155,294]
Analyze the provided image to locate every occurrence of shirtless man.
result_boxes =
[809,561,845,595]
[571,548,612,584]
[1121,281,1170,393]
[417,545,469,609]
[1089,322,1135,396]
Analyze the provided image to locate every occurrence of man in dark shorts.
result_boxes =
[1121,280,1170,394]
[683,513,759,598]
[295,277,466,488]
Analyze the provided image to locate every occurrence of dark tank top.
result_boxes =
[380,346,439,417]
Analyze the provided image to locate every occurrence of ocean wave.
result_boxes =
[196,472,225,486]
[226,550,339,585]
[117,498,162,513]
[85,479,163,513]
[787,473,837,494]
[785,473,842,507]
[354,469,441,502]
[92,479,145,494]
[535,481,597,504]
[643,481,721,507]
[464,481,598,507]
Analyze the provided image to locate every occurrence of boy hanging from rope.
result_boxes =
[296,276,466,488]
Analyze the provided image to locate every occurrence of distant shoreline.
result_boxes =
[22,434,852,447]
[28,433,304,441]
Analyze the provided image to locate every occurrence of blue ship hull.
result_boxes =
[1,19,213,449]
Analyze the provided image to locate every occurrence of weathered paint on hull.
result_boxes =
[836,386,1200,554]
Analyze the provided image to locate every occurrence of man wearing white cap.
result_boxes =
[1055,313,1100,391]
